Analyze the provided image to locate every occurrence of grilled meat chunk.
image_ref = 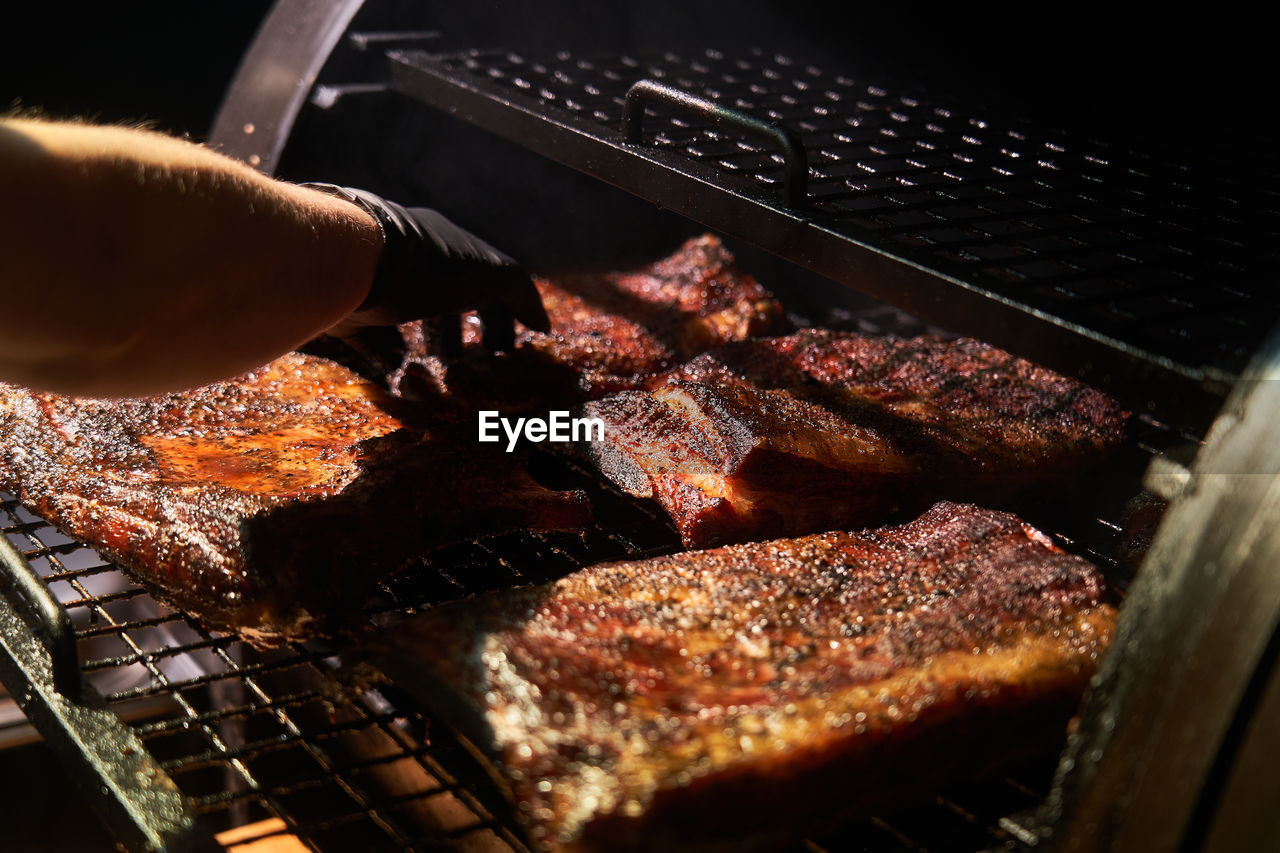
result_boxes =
[0,353,591,643]
[586,380,913,547]
[393,234,788,413]
[539,232,788,360]
[585,330,1129,546]
[666,330,1127,471]
[377,502,1116,851]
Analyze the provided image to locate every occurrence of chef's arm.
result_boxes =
[0,117,547,398]
[0,117,382,397]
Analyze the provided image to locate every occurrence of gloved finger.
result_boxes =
[501,272,551,333]
[338,324,408,374]
[424,314,463,357]
[479,304,516,353]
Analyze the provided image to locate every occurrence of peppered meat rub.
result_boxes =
[378,502,1117,852]
[393,234,788,413]
[585,330,1129,546]
[0,353,590,643]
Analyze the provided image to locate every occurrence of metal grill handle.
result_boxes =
[622,78,809,208]
[0,536,81,701]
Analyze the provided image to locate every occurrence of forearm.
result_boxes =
[0,118,382,396]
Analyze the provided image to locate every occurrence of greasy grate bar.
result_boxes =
[388,47,1278,426]
[130,689,327,736]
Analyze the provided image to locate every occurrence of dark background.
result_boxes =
[1,4,270,136]
[0,2,1265,160]
[9,1,1262,282]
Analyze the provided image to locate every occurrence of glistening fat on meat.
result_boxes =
[375,502,1117,852]
[584,330,1130,547]
[0,352,591,644]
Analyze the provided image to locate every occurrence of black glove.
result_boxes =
[302,183,549,353]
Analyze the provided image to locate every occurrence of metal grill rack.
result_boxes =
[0,498,511,851]
[0,491,1099,851]
[387,47,1279,425]
[0,299,1201,851]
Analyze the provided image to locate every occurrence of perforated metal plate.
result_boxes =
[389,47,1280,426]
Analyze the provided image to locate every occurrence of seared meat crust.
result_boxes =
[393,234,788,413]
[586,331,1129,546]
[378,502,1116,851]
[0,353,590,643]
[667,330,1127,470]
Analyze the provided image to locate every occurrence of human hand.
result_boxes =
[303,184,549,352]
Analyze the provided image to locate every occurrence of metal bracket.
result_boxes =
[0,535,213,850]
[0,536,80,701]
[1044,323,1280,851]
[1142,448,1197,502]
[208,0,366,173]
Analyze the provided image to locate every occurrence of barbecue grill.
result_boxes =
[3,2,1278,850]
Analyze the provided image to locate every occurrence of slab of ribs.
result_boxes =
[585,330,1130,547]
[0,353,591,643]
[375,502,1117,852]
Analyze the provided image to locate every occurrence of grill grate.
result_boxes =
[0,315,1203,852]
[388,46,1279,425]
[1,492,533,851]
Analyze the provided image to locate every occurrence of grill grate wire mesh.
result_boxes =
[0,300,1203,851]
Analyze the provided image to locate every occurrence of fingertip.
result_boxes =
[425,314,464,357]
[513,283,551,333]
[520,305,552,334]
[480,306,516,353]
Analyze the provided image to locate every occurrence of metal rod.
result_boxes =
[622,78,809,208]
[0,535,81,701]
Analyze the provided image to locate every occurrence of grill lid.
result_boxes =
[388,46,1280,426]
